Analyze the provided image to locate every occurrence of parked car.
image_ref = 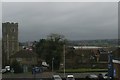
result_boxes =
[86,74,98,79]
[52,75,62,80]
[34,67,40,72]
[32,66,43,74]
[0,69,6,73]
[5,66,10,72]
[100,73,112,80]
[0,66,11,74]
[66,74,75,80]
[101,73,108,79]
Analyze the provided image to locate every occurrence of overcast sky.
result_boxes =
[2,2,118,42]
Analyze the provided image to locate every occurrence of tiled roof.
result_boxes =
[10,50,37,58]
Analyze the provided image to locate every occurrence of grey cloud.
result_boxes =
[2,2,118,41]
[0,2,2,39]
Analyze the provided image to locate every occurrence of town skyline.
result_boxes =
[2,2,118,42]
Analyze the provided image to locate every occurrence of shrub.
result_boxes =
[11,59,23,73]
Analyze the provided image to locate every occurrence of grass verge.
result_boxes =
[57,69,108,73]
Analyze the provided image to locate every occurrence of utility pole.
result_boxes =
[63,45,65,78]
[52,57,54,74]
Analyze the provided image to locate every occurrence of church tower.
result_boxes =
[2,22,19,67]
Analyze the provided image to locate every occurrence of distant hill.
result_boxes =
[67,39,118,47]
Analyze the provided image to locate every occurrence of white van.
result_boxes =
[66,75,75,80]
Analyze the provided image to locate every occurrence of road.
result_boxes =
[2,72,107,78]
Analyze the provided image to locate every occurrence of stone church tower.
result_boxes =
[2,22,19,67]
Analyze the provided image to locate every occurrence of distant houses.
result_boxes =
[65,46,110,69]
[10,49,38,72]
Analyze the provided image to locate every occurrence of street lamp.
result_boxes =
[52,57,54,74]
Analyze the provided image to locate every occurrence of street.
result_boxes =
[2,72,107,78]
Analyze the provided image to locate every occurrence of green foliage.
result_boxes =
[35,33,66,70]
[35,39,47,59]
[11,59,23,73]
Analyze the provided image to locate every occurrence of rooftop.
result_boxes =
[10,49,37,58]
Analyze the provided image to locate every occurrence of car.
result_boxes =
[0,66,11,74]
[5,66,10,72]
[101,73,108,79]
[98,73,106,80]
[53,75,62,80]
[0,69,6,73]
[34,67,40,72]
[86,74,98,79]
[32,67,42,74]
[100,73,112,80]
[66,74,75,80]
